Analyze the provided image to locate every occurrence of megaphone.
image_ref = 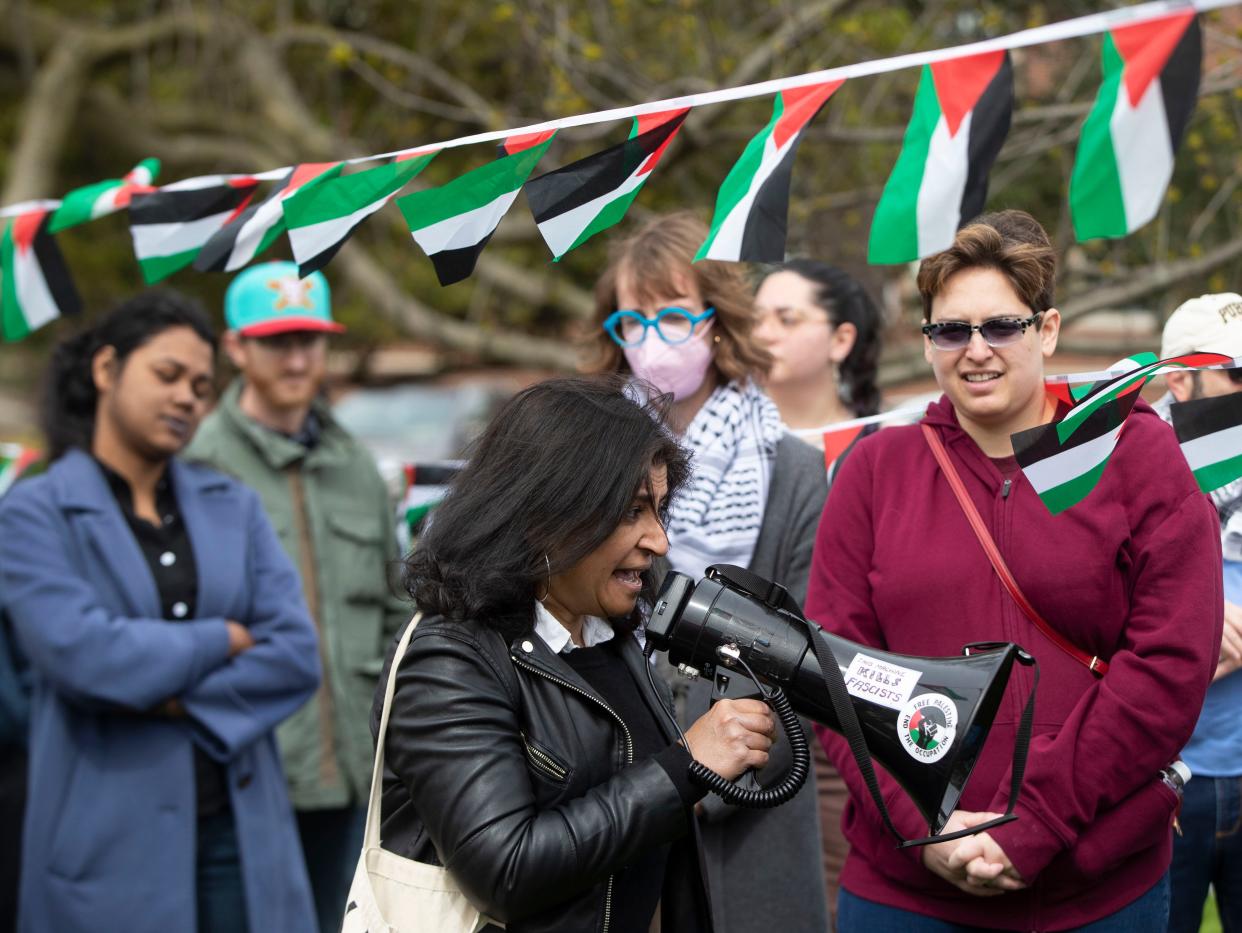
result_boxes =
[645,565,1036,845]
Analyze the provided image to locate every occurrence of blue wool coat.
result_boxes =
[0,450,321,933]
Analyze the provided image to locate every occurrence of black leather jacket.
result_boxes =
[371,614,713,933]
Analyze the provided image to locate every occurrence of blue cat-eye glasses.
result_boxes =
[603,306,716,347]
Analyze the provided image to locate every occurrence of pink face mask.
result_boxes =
[623,322,715,401]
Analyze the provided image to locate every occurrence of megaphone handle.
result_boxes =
[687,685,811,809]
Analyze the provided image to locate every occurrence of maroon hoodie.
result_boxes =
[806,395,1222,930]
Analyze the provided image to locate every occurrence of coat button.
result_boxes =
[237,774,253,789]
[159,551,176,567]
[521,640,534,653]
[171,602,188,618]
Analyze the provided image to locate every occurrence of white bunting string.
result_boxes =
[2,0,1237,218]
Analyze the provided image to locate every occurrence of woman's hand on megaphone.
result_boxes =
[683,698,776,781]
[922,810,1027,896]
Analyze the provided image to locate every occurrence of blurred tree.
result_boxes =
[0,0,1239,380]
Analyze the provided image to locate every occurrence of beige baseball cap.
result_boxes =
[1160,292,1242,358]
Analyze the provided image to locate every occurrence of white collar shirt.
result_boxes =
[533,602,614,654]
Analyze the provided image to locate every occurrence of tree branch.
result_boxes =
[273,23,504,129]
[333,244,577,370]
[1057,236,1242,326]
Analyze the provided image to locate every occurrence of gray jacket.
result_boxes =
[657,433,830,933]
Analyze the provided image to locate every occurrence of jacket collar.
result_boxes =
[217,379,351,471]
[53,448,228,511]
[50,450,244,619]
[508,625,681,746]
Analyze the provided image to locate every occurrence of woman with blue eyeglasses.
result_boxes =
[586,211,830,933]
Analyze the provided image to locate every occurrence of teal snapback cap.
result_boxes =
[225,261,345,337]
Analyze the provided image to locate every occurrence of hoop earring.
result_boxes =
[536,554,551,603]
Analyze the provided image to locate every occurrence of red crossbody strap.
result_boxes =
[921,423,1108,677]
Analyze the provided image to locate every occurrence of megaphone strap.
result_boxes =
[897,652,1040,849]
[799,614,909,843]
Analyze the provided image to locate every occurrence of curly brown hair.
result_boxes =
[581,211,771,382]
[916,210,1057,321]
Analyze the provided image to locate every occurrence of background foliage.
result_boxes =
[1,0,1240,389]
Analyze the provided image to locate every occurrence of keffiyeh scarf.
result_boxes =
[667,380,785,580]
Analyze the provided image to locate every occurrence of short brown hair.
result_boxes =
[916,210,1057,321]
[582,211,771,382]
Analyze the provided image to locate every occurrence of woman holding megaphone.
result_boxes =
[807,210,1221,931]
[371,377,777,933]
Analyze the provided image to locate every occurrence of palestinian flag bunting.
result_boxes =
[1043,352,1158,406]
[526,109,688,260]
[396,462,461,553]
[868,52,1013,264]
[398,131,555,285]
[1055,351,1227,443]
[1070,12,1201,241]
[1,210,82,342]
[697,81,843,262]
[48,158,160,234]
[1014,351,1229,514]
[194,162,342,273]
[282,151,437,277]
[1171,391,1242,494]
[0,444,40,498]
[128,176,260,283]
[1012,385,1142,515]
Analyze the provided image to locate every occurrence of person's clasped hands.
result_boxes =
[921,810,1027,897]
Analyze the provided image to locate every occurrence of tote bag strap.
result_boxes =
[921,424,1109,677]
[364,612,424,850]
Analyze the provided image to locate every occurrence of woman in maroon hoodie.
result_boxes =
[806,210,1222,932]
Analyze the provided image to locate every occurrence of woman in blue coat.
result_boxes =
[0,292,321,933]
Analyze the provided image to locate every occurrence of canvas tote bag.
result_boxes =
[341,612,502,933]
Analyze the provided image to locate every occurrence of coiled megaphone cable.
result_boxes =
[686,684,809,808]
[644,640,811,809]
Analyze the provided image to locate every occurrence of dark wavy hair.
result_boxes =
[40,290,217,461]
[762,259,883,417]
[405,376,691,640]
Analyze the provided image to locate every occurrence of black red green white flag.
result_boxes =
[1014,351,1229,513]
[194,162,342,273]
[1171,391,1242,494]
[282,152,436,277]
[0,442,40,498]
[868,52,1013,264]
[129,175,260,283]
[1,209,81,342]
[696,81,843,262]
[48,158,160,234]
[398,131,555,285]
[526,109,687,261]
[1070,12,1201,241]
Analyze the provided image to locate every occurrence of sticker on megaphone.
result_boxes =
[898,693,958,763]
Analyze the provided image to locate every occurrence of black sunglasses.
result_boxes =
[922,313,1043,351]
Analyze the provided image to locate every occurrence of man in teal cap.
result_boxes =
[186,261,409,933]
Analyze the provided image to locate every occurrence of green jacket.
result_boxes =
[185,381,410,810]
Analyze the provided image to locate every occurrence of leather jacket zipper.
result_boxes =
[510,652,633,933]
[520,733,569,781]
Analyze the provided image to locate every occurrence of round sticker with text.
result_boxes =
[897,692,957,763]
